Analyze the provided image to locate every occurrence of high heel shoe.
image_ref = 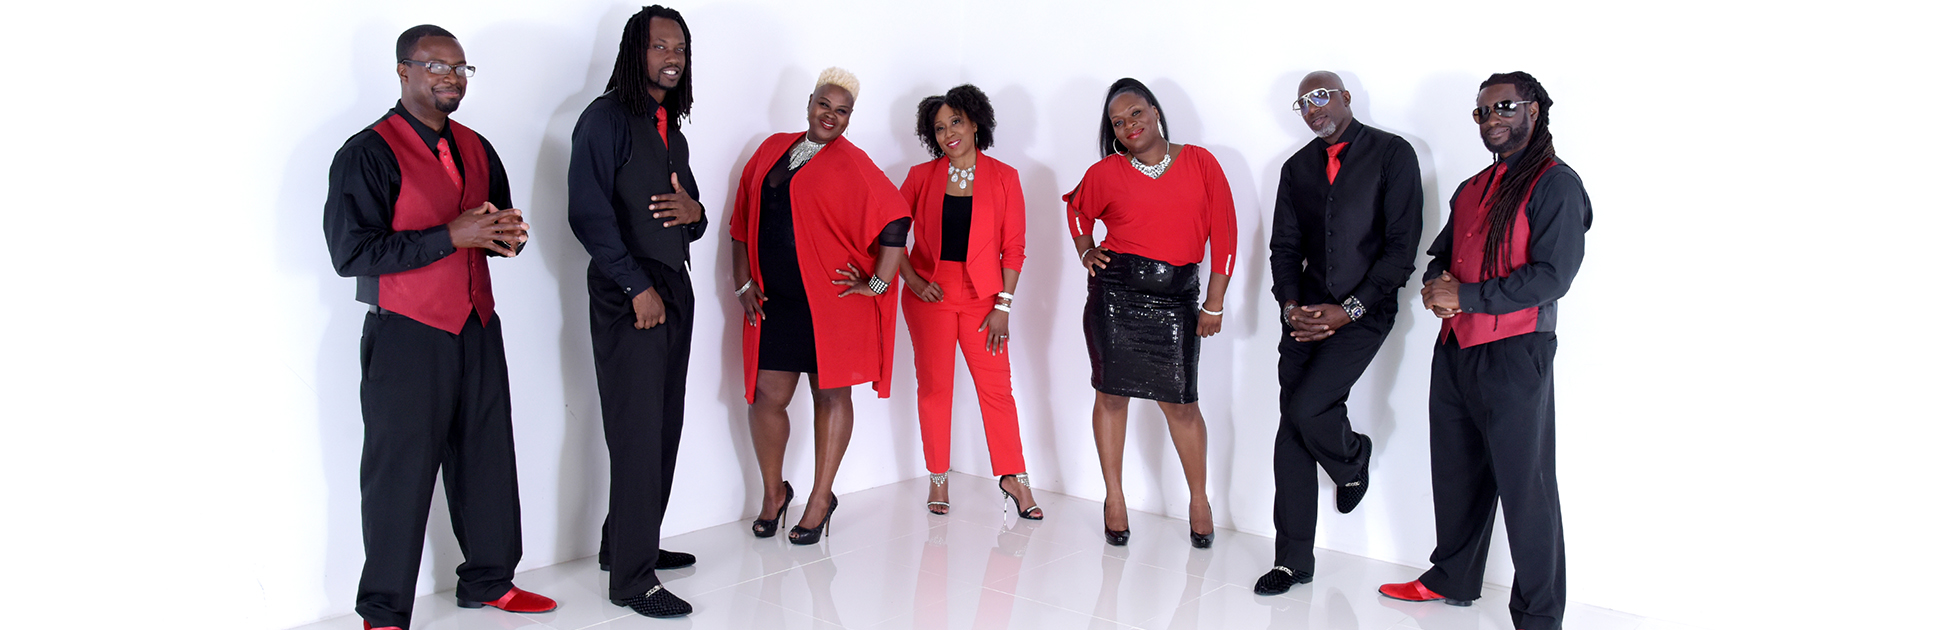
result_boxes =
[751,481,794,538]
[1103,505,1130,546]
[999,473,1043,520]
[1189,527,1214,549]
[789,494,838,545]
[925,473,951,515]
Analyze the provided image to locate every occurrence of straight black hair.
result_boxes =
[1097,78,1168,158]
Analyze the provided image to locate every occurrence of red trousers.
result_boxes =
[902,261,1025,476]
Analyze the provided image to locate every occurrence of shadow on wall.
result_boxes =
[983,83,1068,493]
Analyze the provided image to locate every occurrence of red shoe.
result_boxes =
[363,622,402,630]
[1377,580,1473,606]
[458,585,558,613]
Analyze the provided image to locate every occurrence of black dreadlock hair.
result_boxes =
[395,24,456,61]
[1478,71,1556,279]
[605,5,694,129]
[914,84,997,159]
[1097,78,1169,158]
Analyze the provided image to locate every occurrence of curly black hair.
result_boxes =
[1097,78,1168,158]
[913,84,996,159]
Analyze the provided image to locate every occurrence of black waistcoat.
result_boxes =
[611,97,691,271]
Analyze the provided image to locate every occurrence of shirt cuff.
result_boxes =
[421,225,457,261]
[1458,283,1486,313]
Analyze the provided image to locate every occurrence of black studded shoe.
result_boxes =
[1253,566,1312,595]
[1337,434,1372,514]
[752,481,795,538]
[611,584,692,618]
[789,494,838,545]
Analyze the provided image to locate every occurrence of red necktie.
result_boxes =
[436,138,463,190]
[655,107,669,145]
[1325,142,1348,185]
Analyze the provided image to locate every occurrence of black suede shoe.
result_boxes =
[612,584,692,618]
[1253,566,1312,595]
[655,549,696,570]
[1337,433,1373,514]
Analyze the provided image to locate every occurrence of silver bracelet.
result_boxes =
[735,279,754,296]
[995,291,1014,301]
[993,303,1012,313]
[1199,306,1224,316]
[1079,247,1098,263]
[1341,295,1366,321]
[866,275,890,295]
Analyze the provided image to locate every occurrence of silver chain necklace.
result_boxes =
[1130,153,1172,179]
[948,162,975,190]
[788,139,825,170]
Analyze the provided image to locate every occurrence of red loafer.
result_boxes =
[363,622,402,630]
[458,585,558,613]
[1377,580,1473,606]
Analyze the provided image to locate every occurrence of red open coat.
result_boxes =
[898,153,1026,297]
[730,133,908,402]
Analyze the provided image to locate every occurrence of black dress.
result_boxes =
[756,151,819,373]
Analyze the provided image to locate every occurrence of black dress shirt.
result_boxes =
[567,96,707,298]
[938,194,973,262]
[1424,148,1592,330]
[325,102,513,305]
[1269,119,1424,310]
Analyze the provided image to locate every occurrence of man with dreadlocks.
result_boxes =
[1377,71,1590,630]
[566,4,706,619]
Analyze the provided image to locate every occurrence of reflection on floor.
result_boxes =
[290,472,1677,630]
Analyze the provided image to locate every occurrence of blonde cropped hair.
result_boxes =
[814,66,860,101]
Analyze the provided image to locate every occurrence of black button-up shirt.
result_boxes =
[1270,118,1425,310]
[567,97,707,298]
[323,102,514,305]
[1424,147,1592,330]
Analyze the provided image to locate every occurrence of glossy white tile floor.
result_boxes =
[290,472,1672,630]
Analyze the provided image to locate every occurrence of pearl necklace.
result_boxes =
[948,162,975,190]
[788,139,824,170]
[1130,152,1172,179]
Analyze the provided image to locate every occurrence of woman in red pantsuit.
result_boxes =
[897,85,1041,519]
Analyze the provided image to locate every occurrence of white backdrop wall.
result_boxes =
[2,2,1943,629]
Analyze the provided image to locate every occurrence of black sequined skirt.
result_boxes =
[1083,252,1201,403]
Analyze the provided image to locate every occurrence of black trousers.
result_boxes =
[588,259,693,600]
[1271,302,1392,572]
[1419,332,1565,630]
[356,311,522,628]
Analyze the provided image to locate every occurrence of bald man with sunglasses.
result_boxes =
[1256,71,1424,595]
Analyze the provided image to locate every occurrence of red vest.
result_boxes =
[1442,159,1557,348]
[372,114,494,334]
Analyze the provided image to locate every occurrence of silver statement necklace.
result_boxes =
[948,162,975,190]
[1130,152,1172,179]
[788,139,825,170]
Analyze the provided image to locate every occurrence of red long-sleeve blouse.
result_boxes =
[1062,145,1238,276]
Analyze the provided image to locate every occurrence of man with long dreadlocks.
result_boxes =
[566,4,706,619]
[1378,71,1591,630]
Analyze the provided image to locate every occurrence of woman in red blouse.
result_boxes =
[1064,78,1237,549]
[728,68,911,545]
[897,85,1041,520]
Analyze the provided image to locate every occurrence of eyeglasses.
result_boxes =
[399,59,477,77]
[1292,88,1342,114]
[1471,100,1533,124]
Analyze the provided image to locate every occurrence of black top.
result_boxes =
[758,151,808,300]
[938,194,973,262]
[568,96,707,298]
[1424,147,1592,332]
[325,102,514,305]
[1269,118,1423,310]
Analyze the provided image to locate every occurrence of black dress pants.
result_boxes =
[1419,332,1565,630]
[1271,302,1392,572]
[356,311,522,628]
[588,259,692,600]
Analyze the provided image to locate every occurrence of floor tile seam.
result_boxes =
[681,554,838,597]
[909,545,1088,586]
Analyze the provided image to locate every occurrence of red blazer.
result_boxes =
[898,153,1026,297]
[730,133,908,403]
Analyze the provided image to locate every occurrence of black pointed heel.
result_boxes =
[789,494,838,545]
[1103,505,1130,546]
[1190,527,1214,549]
[752,481,795,538]
[999,473,1043,520]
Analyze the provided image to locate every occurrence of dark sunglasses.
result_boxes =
[1291,88,1343,114]
[1471,100,1533,124]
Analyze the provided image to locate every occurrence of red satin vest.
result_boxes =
[372,114,495,334]
[1442,159,1557,348]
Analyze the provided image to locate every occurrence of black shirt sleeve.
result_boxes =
[566,100,654,297]
[479,135,523,257]
[323,133,457,278]
[671,129,709,244]
[1268,160,1304,304]
[1349,138,1423,310]
[1458,165,1592,315]
[1423,187,1460,285]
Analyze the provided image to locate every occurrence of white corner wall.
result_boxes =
[2,2,1943,629]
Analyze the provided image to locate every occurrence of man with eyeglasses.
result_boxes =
[1377,71,1590,630]
[323,24,556,630]
[1255,71,1424,596]
[566,5,705,619]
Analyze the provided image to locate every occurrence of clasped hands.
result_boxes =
[1421,272,1462,319]
[1284,302,1350,342]
[447,202,529,258]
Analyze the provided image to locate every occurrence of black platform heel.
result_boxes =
[1104,504,1130,546]
[789,494,838,545]
[751,481,795,538]
[999,473,1043,520]
[1189,527,1214,549]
